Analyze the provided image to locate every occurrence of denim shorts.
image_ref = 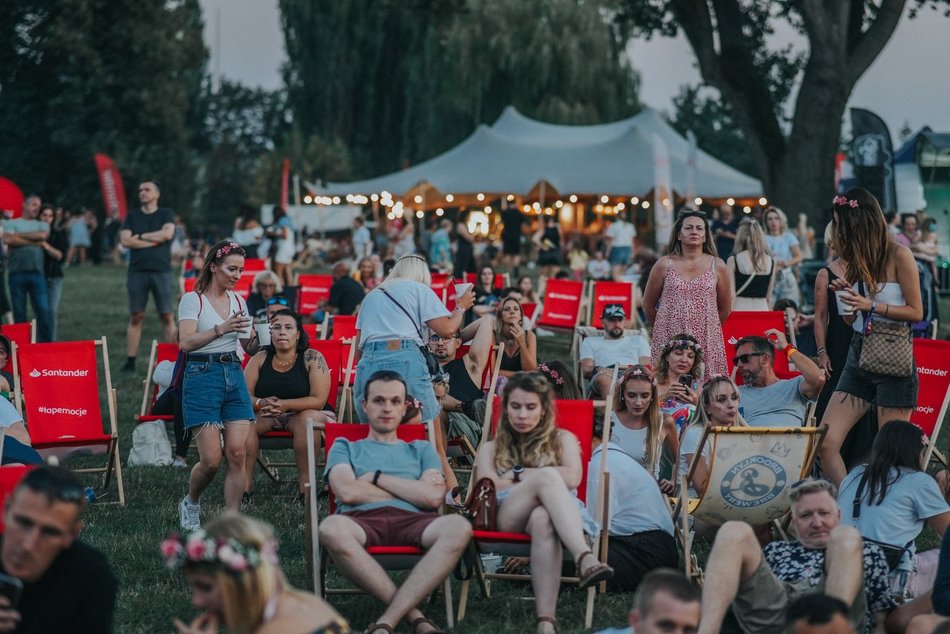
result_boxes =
[182,359,255,428]
[609,246,632,266]
[354,340,440,423]
[835,332,918,409]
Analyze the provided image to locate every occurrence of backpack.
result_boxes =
[127,420,173,467]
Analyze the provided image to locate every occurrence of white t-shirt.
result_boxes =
[765,232,799,261]
[587,259,611,279]
[579,334,651,368]
[610,412,649,470]
[678,425,708,499]
[356,279,451,347]
[606,221,636,247]
[587,443,673,537]
[178,291,250,354]
[353,226,372,257]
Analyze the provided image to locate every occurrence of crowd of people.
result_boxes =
[2,182,949,634]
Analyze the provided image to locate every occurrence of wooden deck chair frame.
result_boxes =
[458,369,619,629]
[12,337,125,506]
[304,422,455,627]
[135,340,180,424]
[445,344,505,471]
[671,425,826,583]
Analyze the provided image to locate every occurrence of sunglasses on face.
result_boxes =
[266,297,289,306]
[733,352,766,365]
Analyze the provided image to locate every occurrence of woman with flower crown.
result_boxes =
[654,334,704,434]
[163,512,350,634]
[610,365,677,482]
[642,209,730,380]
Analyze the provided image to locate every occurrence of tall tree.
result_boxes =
[670,85,755,177]
[613,1,948,218]
[0,0,208,214]
[280,0,639,179]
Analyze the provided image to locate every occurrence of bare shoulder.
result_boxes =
[305,348,329,372]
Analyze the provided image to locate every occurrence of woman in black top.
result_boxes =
[495,296,537,378]
[39,205,68,341]
[533,215,563,279]
[243,309,333,499]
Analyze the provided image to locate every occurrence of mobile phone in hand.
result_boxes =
[0,573,23,609]
[678,374,692,386]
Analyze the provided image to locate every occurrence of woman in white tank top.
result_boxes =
[610,365,677,484]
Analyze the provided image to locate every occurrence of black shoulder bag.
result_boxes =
[379,288,442,376]
[852,472,913,571]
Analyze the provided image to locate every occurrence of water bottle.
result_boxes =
[83,487,96,503]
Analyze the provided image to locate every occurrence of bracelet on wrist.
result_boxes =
[781,343,794,354]
[785,346,798,360]
[372,470,382,486]
[213,324,222,338]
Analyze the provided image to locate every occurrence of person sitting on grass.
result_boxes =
[163,512,349,634]
[473,371,613,634]
[319,370,471,634]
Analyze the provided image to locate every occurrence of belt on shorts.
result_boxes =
[364,339,419,352]
[187,352,241,363]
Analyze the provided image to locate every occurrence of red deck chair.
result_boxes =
[586,281,636,328]
[13,339,125,505]
[297,274,333,317]
[0,464,35,533]
[463,272,509,290]
[255,338,345,483]
[181,277,197,294]
[304,422,454,626]
[911,339,950,468]
[723,310,798,379]
[135,340,180,424]
[234,272,256,299]
[303,323,321,342]
[0,321,35,375]
[431,273,451,303]
[535,279,584,334]
[458,398,611,627]
[243,258,267,271]
[521,302,539,330]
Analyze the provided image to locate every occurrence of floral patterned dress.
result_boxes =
[650,256,727,381]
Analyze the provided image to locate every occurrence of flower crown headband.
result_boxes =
[160,529,278,575]
[662,338,702,356]
[620,367,656,386]
[832,195,859,209]
[537,364,564,386]
[215,241,241,260]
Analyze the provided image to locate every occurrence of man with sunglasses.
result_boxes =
[734,329,824,427]
[0,466,118,632]
[697,478,893,634]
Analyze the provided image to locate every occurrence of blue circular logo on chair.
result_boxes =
[719,455,787,508]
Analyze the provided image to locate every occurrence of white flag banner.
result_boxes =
[686,130,698,202]
[652,133,674,247]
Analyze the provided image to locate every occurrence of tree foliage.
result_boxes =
[612,0,949,217]
[670,86,755,177]
[280,0,639,179]
[0,0,207,214]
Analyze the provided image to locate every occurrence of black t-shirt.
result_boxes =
[712,217,739,258]
[44,227,68,279]
[328,276,365,316]
[501,208,524,239]
[2,538,118,633]
[122,207,175,272]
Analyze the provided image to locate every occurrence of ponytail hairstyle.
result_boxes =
[195,240,246,294]
[613,365,662,473]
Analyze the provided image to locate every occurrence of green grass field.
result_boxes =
[37,264,950,632]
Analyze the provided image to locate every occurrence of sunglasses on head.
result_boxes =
[266,297,290,307]
[732,352,766,365]
[23,469,85,503]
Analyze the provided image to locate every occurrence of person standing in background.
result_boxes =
[712,203,739,259]
[232,204,264,259]
[267,206,296,287]
[352,215,372,260]
[4,194,53,341]
[763,206,803,304]
[66,207,91,266]
[453,212,477,278]
[501,205,525,274]
[605,213,637,280]
[39,205,67,341]
[120,179,177,372]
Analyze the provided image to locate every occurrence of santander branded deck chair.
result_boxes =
[723,310,798,379]
[911,338,950,468]
[297,274,333,317]
[535,279,585,350]
[135,340,180,425]
[458,390,616,629]
[305,422,455,626]
[243,258,267,271]
[672,425,825,582]
[463,272,510,291]
[254,338,345,484]
[585,280,637,329]
[13,339,125,505]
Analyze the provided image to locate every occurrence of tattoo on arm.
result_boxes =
[305,349,329,372]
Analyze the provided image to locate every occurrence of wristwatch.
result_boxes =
[512,465,524,483]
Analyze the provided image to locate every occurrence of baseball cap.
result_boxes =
[602,304,626,321]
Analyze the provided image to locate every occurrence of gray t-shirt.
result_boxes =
[324,438,442,513]
[737,375,812,427]
[6,218,49,273]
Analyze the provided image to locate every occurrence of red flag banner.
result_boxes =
[93,153,128,220]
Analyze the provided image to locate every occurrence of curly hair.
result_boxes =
[493,372,561,473]
[655,333,704,384]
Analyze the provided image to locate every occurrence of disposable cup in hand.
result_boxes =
[835,290,855,316]
[255,323,271,346]
[454,283,473,298]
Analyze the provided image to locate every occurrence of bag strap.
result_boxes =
[379,288,426,342]
[733,256,758,297]
[852,471,868,519]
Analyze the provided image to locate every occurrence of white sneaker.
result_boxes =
[179,496,201,531]
[171,456,187,469]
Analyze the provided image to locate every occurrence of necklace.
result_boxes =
[275,354,297,368]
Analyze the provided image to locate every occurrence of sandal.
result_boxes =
[363,624,394,634]
[409,616,445,634]
[537,616,558,634]
[576,551,614,589]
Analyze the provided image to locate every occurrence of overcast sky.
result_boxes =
[200,0,950,141]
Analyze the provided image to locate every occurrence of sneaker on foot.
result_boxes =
[179,496,200,531]
[171,456,187,469]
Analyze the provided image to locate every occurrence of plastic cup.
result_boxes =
[454,282,473,298]
[255,323,271,346]
[834,290,855,316]
[480,553,502,573]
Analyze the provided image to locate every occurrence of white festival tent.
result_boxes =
[305,106,762,201]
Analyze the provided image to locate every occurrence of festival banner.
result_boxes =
[537,279,583,329]
[911,339,950,445]
[93,153,128,220]
[652,134,674,247]
[850,108,895,210]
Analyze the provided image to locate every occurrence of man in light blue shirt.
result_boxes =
[594,568,701,634]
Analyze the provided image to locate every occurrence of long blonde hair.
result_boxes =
[612,365,662,473]
[493,372,560,473]
[194,513,284,634]
[735,219,771,272]
[691,376,745,429]
[763,206,789,236]
[378,254,431,288]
